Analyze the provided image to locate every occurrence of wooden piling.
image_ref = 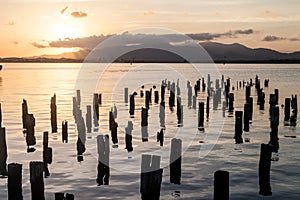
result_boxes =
[8,163,23,200]
[170,138,182,184]
[259,144,272,196]
[161,81,165,102]
[93,93,99,127]
[228,93,234,113]
[274,89,279,105]
[54,193,64,200]
[284,98,291,126]
[214,170,229,200]
[76,90,81,106]
[86,105,92,133]
[249,97,253,122]
[244,103,250,132]
[157,128,164,146]
[245,85,251,103]
[0,127,7,176]
[30,161,45,200]
[198,102,205,131]
[140,155,163,200]
[124,88,129,103]
[129,92,137,117]
[234,111,243,144]
[50,94,57,133]
[22,99,28,129]
[141,107,148,142]
[269,106,279,153]
[159,102,165,128]
[25,114,36,150]
[145,91,150,109]
[177,97,182,126]
[76,115,86,162]
[188,85,192,108]
[169,82,175,107]
[125,121,133,152]
[65,193,75,200]
[192,95,197,109]
[206,96,210,120]
[259,92,265,111]
[97,135,110,186]
[62,121,68,143]
[110,111,118,145]
[154,90,159,104]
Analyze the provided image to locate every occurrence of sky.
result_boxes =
[0,0,300,58]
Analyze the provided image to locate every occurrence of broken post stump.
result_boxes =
[244,103,250,132]
[206,96,210,120]
[86,105,92,133]
[140,155,163,200]
[234,111,243,144]
[30,161,45,200]
[25,114,36,152]
[110,111,118,146]
[228,93,234,113]
[269,106,279,153]
[176,97,183,126]
[62,121,68,143]
[214,170,229,200]
[22,99,28,129]
[125,121,133,152]
[124,88,129,103]
[245,85,251,103]
[192,95,197,109]
[157,128,164,147]
[0,127,7,176]
[198,102,205,131]
[145,90,150,109]
[97,135,110,186]
[129,92,137,117]
[170,138,182,184]
[154,90,159,104]
[8,163,23,200]
[93,93,99,127]
[76,115,86,162]
[50,94,57,133]
[258,143,272,196]
[159,102,165,128]
[284,98,291,126]
[141,107,149,142]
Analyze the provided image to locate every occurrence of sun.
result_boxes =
[50,21,82,40]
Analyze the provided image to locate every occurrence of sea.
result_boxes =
[0,63,299,199]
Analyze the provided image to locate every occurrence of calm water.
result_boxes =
[0,63,299,199]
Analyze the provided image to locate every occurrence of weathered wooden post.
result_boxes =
[110,111,119,146]
[269,106,279,159]
[76,90,81,106]
[228,93,234,113]
[98,93,102,105]
[290,94,297,127]
[284,98,291,126]
[274,89,279,105]
[213,91,218,110]
[264,79,269,87]
[93,93,99,127]
[234,111,243,144]
[154,90,159,104]
[176,79,181,96]
[206,96,210,120]
[177,97,183,127]
[30,161,45,200]
[43,131,52,178]
[188,85,192,108]
[140,154,163,200]
[65,193,75,200]
[269,94,277,118]
[157,128,164,146]
[249,97,253,123]
[22,99,28,129]
[170,138,182,184]
[97,135,110,186]
[197,78,201,92]
[145,90,150,109]
[192,95,197,109]
[8,163,23,200]
[169,82,175,107]
[141,107,149,142]
[245,85,251,103]
[62,121,68,143]
[129,92,137,118]
[86,105,92,133]
[50,94,58,133]
[0,127,7,176]
[25,114,36,152]
[214,170,229,200]
[159,102,165,128]
[76,115,86,162]
[222,101,226,117]
[124,88,129,103]
[125,121,133,152]
[55,193,64,200]
[259,92,265,111]
[259,143,272,196]
[244,103,250,132]
[161,80,165,102]
[194,84,198,97]
[198,102,205,131]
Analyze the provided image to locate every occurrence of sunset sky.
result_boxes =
[0,0,299,58]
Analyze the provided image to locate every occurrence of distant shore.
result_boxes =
[1,57,300,64]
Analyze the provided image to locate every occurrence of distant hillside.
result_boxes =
[1,42,300,63]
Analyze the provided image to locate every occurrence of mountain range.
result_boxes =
[1,42,300,63]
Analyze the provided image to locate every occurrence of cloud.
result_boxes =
[5,21,16,26]
[70,11,88,18]
[60,6,68,14]
[188,28,254,41]
[262,35,300,42]
[31,42,48,48]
